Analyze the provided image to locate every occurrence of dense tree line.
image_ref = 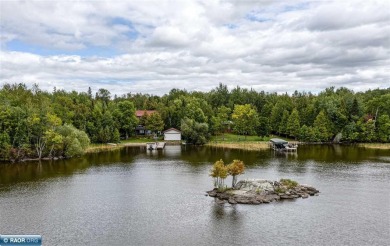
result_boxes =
[0,83,389,160]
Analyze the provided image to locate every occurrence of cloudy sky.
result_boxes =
[0,0,389,95]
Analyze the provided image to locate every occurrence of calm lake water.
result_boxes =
[1,145,390,246]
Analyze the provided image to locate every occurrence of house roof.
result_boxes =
[135,110,157,117]
[163,128,181,133]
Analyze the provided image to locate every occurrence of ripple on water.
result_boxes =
[0,145,389,246]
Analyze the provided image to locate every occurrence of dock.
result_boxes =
[146,142,166,150]
[269,138,298,152]
[156,142,166,150]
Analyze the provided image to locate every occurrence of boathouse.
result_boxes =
[269,138,298,152]
[163,128,181,141]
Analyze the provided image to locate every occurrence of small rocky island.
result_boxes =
[207,179,319,205]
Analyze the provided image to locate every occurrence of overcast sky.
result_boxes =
[0,0,389,96]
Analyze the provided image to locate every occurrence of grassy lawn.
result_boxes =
[121,137,162,144]
[210,133,270,143]
[86,143,124,153]
[207,133,270,150]
[86,136,162,153]
[207,133,301,150]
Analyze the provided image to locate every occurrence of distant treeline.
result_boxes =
[0,83,389,161]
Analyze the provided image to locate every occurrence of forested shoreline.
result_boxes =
[0,83,389,161]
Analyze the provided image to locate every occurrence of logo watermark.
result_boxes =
[0,235,41,246]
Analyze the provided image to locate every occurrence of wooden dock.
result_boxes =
[146,142,166,150]
[156,142,166,150]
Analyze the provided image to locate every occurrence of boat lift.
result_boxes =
[269,138,298,152]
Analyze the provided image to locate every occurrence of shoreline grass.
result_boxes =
[208,134,390,151]
[85,134,390,153]
[210,133,270,142]
[357,143,390,150]
[207,133,293,151]
[205,142,270,151]
[86,144,125,153]
[85,138,152,153]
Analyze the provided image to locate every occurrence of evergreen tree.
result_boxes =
[287,109,300,138]
[257,116,271,137]
[279,110,290,136]
[313,110,333,142]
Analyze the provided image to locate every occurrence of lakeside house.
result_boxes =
[135,110,156,119]
[163,128,181,141]
[135,110,157,135]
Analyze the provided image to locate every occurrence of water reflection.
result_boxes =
[271,151,298,159]
[163,145,182,157]
[211,203,242,222]
[0,148,137,186]
[296,145,390,163]
[1,145,390,187]
[1,144,390,246]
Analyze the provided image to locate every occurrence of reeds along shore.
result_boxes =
[206,141,390,151]
[357,143,390,150]
[206,142,270,150]
[85,140,390,154]
[85,142,145,153]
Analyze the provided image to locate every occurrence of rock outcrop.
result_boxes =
[206,179,319,205]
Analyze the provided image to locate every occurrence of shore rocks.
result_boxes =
[207,179,319,205]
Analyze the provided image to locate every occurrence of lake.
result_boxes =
[1,145,389,246]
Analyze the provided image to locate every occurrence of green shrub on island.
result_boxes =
[280,179,298,189]
[274,187,286,194]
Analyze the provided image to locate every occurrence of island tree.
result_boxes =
[227,159,245,187]
[210,159,228,189]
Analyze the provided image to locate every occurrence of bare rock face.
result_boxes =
[207,179,319,205]
[234,179,275,193]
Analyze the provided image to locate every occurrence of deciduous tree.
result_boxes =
[114,101,138,139]
[232,104,259,139]
[146,112,164,134]
[227,159,245,187]
[181,117,209,145]
[210,159,228,189]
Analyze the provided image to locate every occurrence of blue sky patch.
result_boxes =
[282,2,310,12]
[245,13,272,23]
[6,39,120,57]
[110,17,139,40]
[224,23,238,29]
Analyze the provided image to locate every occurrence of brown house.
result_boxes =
[135,110,157,119]
[135,110,157,135]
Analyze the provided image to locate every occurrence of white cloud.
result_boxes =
[0,0,389,95]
